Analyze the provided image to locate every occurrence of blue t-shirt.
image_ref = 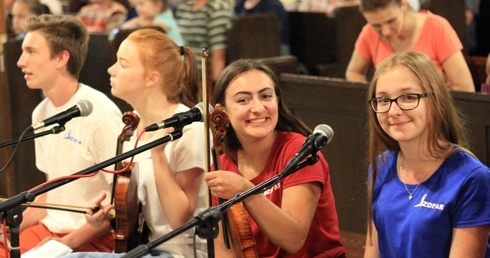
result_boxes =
[371,150,490,257]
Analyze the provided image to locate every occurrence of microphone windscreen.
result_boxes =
[77,100,93,117]
[314,124,334,144]
[194,102,215,122]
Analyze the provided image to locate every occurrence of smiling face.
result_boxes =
[374,66,430,145]
[222,69,279,144]
[108,39,148,105]
[363,1,407,41]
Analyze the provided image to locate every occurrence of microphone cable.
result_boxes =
[0,127,30,174]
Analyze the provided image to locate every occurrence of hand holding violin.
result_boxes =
[205,170,255,200]
[85,193,113,228]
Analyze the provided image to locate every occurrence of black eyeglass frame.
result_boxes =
[368,93,429,113]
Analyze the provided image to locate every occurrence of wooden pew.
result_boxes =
[258,55,302,75]
[226,13,281,64]
[288,6,366,78]
[279,73,490,239]
[280,74,369,236]
[465,55,488,92]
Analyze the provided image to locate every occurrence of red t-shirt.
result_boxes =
[213,131,345,257]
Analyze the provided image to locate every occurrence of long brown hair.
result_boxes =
[365,51,469,242]
[213,59,311,154]
[126,28,199,107]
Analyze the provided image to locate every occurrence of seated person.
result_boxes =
[121,0,184,45]
[205,59,346,257]
[62,28,209,258]
[77,0,128,33]
[0,14,122,257]
[345,0,475,92]
[11,0,50,39]
[364,51,490,257]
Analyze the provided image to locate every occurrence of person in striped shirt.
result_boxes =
[175,0,233,82]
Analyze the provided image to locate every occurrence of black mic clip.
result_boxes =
[195,206,222,240]
[281,153,319,178]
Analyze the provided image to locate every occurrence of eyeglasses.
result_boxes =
[369,93,429,113]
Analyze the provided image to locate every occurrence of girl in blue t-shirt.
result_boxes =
[365,51,490,257]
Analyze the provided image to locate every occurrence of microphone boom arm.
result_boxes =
[0,126,65,149]
[0,130,183,258]
[0,130,183,212]
[122,153,320,258]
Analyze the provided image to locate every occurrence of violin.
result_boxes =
[211,106,259,258]
[111,111,140,253]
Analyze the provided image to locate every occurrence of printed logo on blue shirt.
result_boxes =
[414,194,444,210]
[63,130,82,145]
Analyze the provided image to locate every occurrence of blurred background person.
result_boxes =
[464,0,480,55]
[120,0,184,45]
[11,0,51,39]
[67,0,130,13]
[76,0,128,33]
[4,0,16,36]
[175,0,233,82]
[345,0,475,92]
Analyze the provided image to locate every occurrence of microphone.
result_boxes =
[282,124,334,175]
[29,100,93,131]
[144,102,214,132]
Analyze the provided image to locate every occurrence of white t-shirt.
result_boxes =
[33,84,122,233]
[123,104,210,257]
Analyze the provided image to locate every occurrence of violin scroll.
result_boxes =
[210,106,230,157]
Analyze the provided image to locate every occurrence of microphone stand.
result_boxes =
[0,126,65,148]
[122,154,320,258]
[0,130,183,258]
